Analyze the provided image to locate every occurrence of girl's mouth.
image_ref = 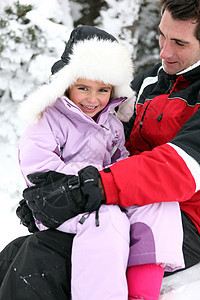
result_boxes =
[81,104,98,112]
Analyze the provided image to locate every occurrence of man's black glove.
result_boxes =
[78,166,102,212]
[23,167,103,229]
[16,199,39,233]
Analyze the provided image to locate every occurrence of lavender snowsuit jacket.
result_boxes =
[18,95,185,278]
[18,96,129,185]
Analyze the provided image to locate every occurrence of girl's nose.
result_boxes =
[87,92,97,103]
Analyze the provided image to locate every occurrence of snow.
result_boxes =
[0,0,200,298]
[160,263,200,299]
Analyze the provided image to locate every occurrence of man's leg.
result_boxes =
[165,211,200,277]
[0,235,29,286]
[0,229,74,300]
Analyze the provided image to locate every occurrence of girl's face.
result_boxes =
[68,78,112,118]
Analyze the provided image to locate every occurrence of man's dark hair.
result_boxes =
[159,0,200,41]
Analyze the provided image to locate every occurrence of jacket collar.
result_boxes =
[55,96,127,125]
[160,59,200,82]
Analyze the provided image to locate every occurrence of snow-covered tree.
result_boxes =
[0,0,73,204]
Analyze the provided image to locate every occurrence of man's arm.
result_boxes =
[100,108,200,207]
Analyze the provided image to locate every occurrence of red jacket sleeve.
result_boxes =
[100,143,196,207]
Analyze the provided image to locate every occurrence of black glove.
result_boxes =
[23,167,103,228]
[16,199,39,233]
[78,166,102,212]
[23,171,86,228]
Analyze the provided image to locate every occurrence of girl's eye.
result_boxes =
[78,87,87,91]
[99,88,109,93]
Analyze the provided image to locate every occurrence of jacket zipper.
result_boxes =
[165,79,174,94]
[79,210,100,227]
[139,76,176,150]
[165,76,176,94]
[139,102,152,150]
[43,185,66,202]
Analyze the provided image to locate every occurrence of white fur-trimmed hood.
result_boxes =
[18,37,135,123]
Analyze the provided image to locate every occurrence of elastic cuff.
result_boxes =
[99,169,119,205]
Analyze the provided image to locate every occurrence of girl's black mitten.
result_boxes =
[23,171,86,228]
[16,199,39,233]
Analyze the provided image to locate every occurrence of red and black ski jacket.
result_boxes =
[100,62,200,233]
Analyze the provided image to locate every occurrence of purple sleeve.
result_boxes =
[18,111,71,185]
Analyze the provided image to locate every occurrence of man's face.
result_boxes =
[159,9,200,75]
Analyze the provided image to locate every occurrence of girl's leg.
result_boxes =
[71,205,130,300]
[127,202,185,271]
[126,202,184,299]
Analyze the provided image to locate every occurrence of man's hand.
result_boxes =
[78,166,103,212]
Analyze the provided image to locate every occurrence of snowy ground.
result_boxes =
[0,147,28,251]
[0,192,28,249]
[160,263,200,299]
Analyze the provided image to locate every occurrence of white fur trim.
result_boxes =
[68,38,133,85]
[18,37,134,123]
[116,91,136,122]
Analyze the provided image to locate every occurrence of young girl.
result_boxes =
[18,25,184,300]
[18,25,134,300]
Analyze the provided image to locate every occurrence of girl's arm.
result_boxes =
[18,111,73,186]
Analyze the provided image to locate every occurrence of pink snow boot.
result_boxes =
[127,263,164,300]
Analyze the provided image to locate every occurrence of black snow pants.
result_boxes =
[0,211,200,298]
[0,229,74,300]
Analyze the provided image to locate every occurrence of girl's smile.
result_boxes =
[68,78,112,118]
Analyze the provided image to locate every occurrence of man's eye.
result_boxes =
[158,28,164,36]
[176,41,185,47]
[78,87,87,91]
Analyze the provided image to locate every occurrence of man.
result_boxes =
[1,0,200,299]
[98,1,200,297]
